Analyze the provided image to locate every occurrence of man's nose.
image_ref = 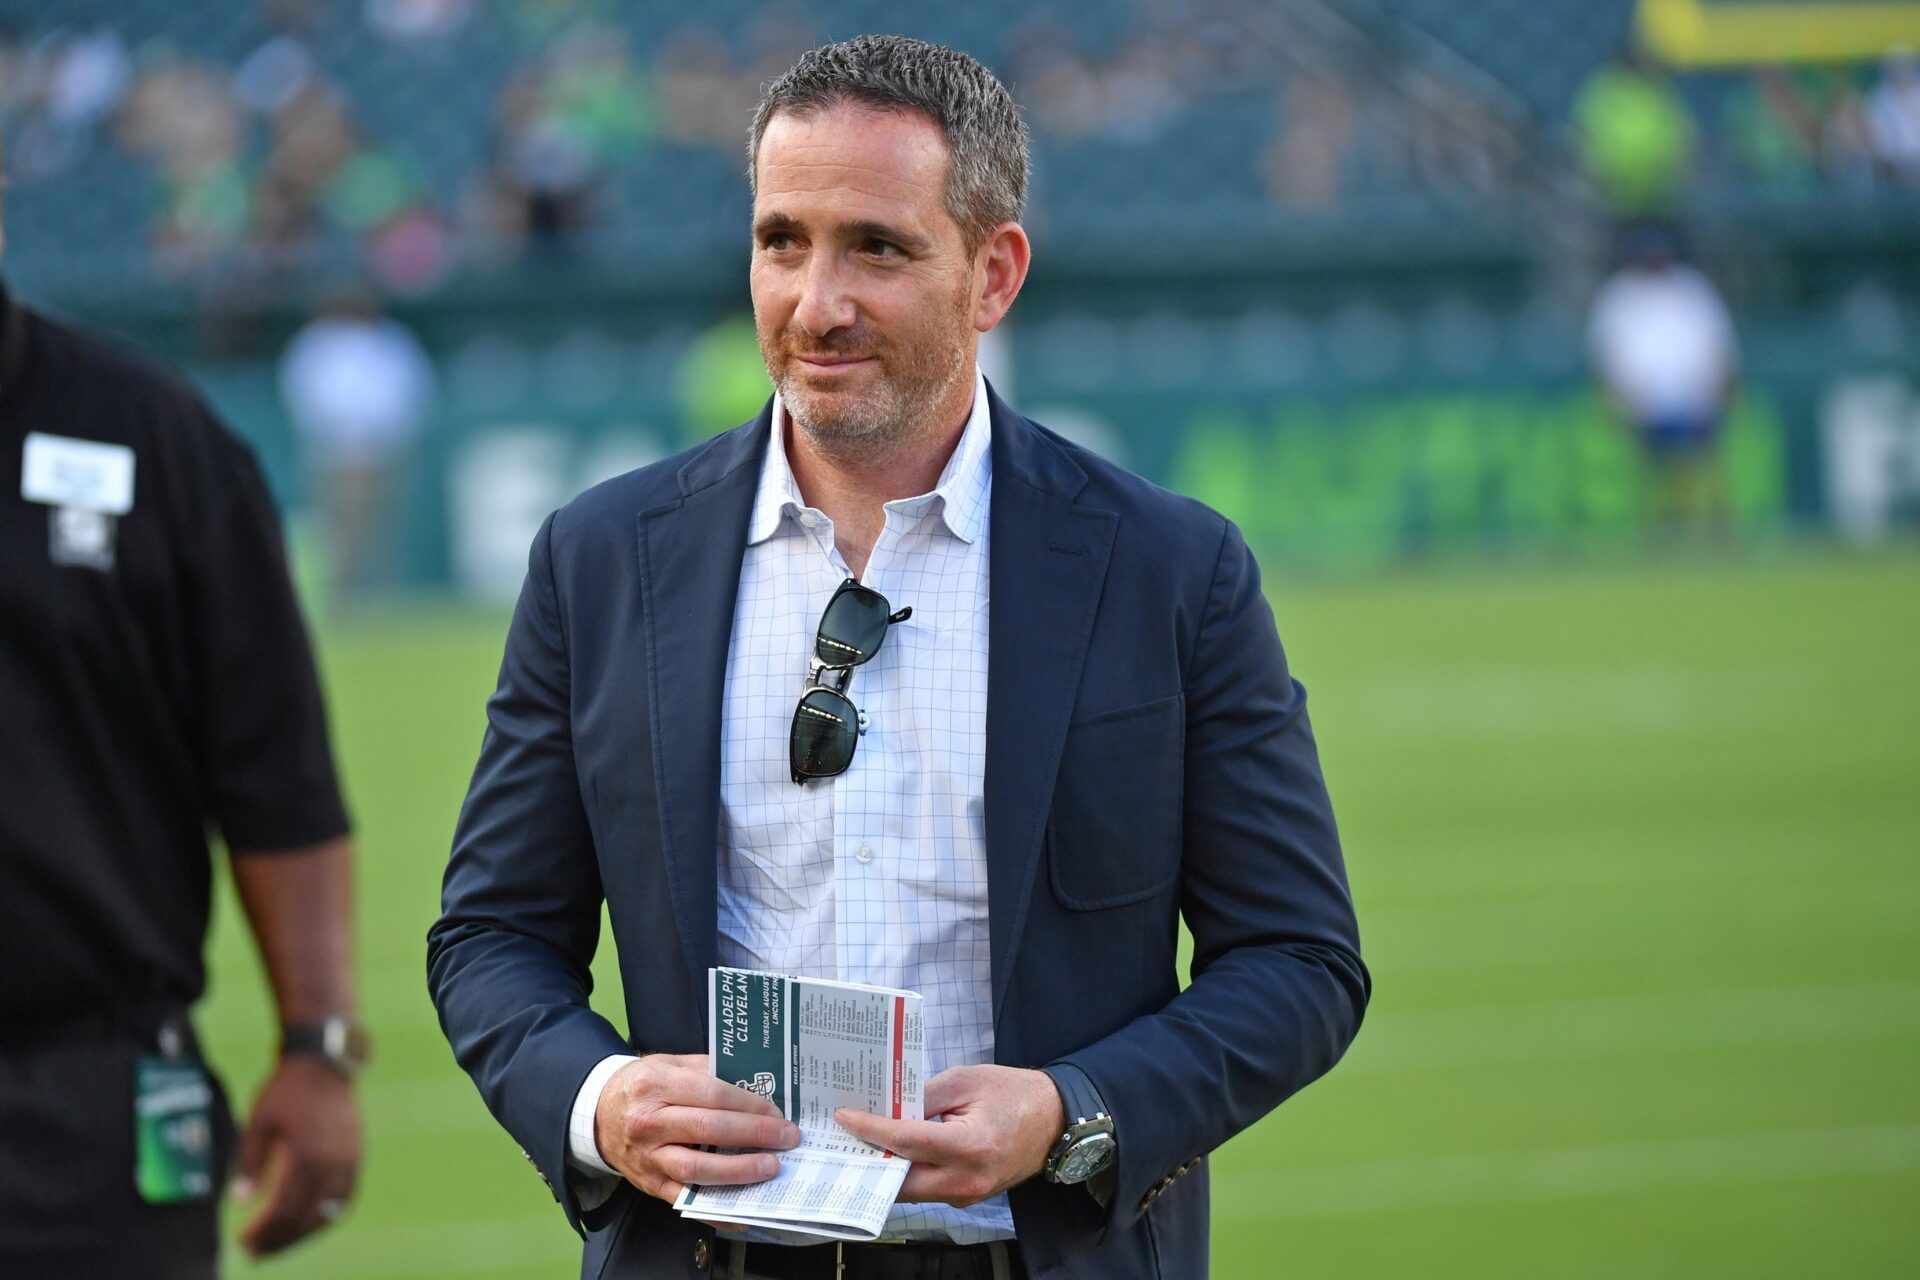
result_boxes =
[793,253,857,338]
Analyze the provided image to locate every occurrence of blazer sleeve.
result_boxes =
[427,511,631,1236]
[1056,517,1369,1230]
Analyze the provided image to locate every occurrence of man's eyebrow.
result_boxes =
[753,211,803,239]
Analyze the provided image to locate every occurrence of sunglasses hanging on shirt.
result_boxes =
[790,578,912,785]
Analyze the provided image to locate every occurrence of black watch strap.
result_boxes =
[1043,1063,1107,1129]
[281,1017,370,1077]
[1041,1062,1115,1204]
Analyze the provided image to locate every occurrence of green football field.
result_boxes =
[199,549,1920,1278]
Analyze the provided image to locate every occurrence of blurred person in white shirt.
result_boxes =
[1588,224,1740,539]
[1866,48,1920,185]
[278,289,434,601]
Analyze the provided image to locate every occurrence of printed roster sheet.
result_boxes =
[673,967,925,1241]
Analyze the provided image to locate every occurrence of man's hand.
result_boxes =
[233,1056,362,1259]
[595,1053,801,1205]
[835,1065,1064,1208]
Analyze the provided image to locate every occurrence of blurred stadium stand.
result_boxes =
[0,0,1569,304]
[3,0,1917,594]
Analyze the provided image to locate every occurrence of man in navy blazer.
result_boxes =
[429,36,1366,1280]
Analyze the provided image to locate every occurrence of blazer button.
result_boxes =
[693,1238,711,1271]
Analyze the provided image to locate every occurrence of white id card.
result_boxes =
[21,432,136,515]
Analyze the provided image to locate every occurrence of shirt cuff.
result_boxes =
[568,1053,640,1177]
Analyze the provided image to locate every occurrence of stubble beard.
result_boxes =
[765,285,975,469]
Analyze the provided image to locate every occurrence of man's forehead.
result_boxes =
[755,104,949,211]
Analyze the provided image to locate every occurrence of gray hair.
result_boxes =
[748,35,1030,253]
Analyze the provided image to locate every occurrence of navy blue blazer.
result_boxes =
[428,384,1368,1280]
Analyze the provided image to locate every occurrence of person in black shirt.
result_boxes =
[0,256,368,1269]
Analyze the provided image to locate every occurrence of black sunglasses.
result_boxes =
[790,578,912,785]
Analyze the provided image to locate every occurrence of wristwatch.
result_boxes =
[281,1016,372,1080]
[1041,1064,1116,1186]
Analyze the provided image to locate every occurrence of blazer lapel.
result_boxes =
[637,411,770,1009]
[983,385,1118,1030]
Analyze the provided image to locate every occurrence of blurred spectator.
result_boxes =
[655,27,756,150]
[1414,80,1522,202]
[1011,14,1228,146]
[364,0,476,43]
[234,34,317,115]
[1722,63,1900,195]
[1866,49,1920,186]
[1,25,131,180]
[480,24,651,252]
[279,291,435,600]
[1010,20,1104,141]
[256,79,357,249]
[1097,33,1181,143]
[1573,52,1695,215]
[116,51,252,274]
[741,5,820,86]
[1588,225,1740,538]
[1265,74,1357,211]
[1823,76,1881,190]
[677,315,771,444]
[1722,66,1823,190]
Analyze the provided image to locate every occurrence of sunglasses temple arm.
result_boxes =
[887,606,912,624]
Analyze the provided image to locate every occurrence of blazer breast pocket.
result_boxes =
[1048,691,1185,910]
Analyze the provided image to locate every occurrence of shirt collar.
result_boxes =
[748,365,992,547]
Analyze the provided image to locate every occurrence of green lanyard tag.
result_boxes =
[134,1056,217,1204]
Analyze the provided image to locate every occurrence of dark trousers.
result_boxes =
[0,1012,230,1278]
[717,1237,1025,1280]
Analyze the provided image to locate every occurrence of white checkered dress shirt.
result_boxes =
[569,368,1013,1243]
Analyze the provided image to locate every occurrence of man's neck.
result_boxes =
[785,371,977,581]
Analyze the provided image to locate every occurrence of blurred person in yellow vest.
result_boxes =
[1573,49,1696,217]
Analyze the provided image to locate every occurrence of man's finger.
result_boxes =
[241,1153,323,1257]
[313,1162,360,1218]
[660,1070,786,1117]
[232,1115,275,1200]
[654,1145,783,1187]
[896,1164,961,1204]
[834,1110,959,1161]
[922,1070,973,1118]
[651,1105,800,1152]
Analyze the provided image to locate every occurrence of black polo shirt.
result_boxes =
[0,283,350,1025]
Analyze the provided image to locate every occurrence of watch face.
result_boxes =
[322,1019,373,1074]
[1059,1132,1116,1183]
[340,1024,373,1071]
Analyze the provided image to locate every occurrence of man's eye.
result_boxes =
[763,233,795,251]
[864,239,902,259]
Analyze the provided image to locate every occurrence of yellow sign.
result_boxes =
[1638,0,1920,64]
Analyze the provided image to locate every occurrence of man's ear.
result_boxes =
[973,222,1031,333]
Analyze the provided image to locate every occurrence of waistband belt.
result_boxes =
[718,1237,1018,1280]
